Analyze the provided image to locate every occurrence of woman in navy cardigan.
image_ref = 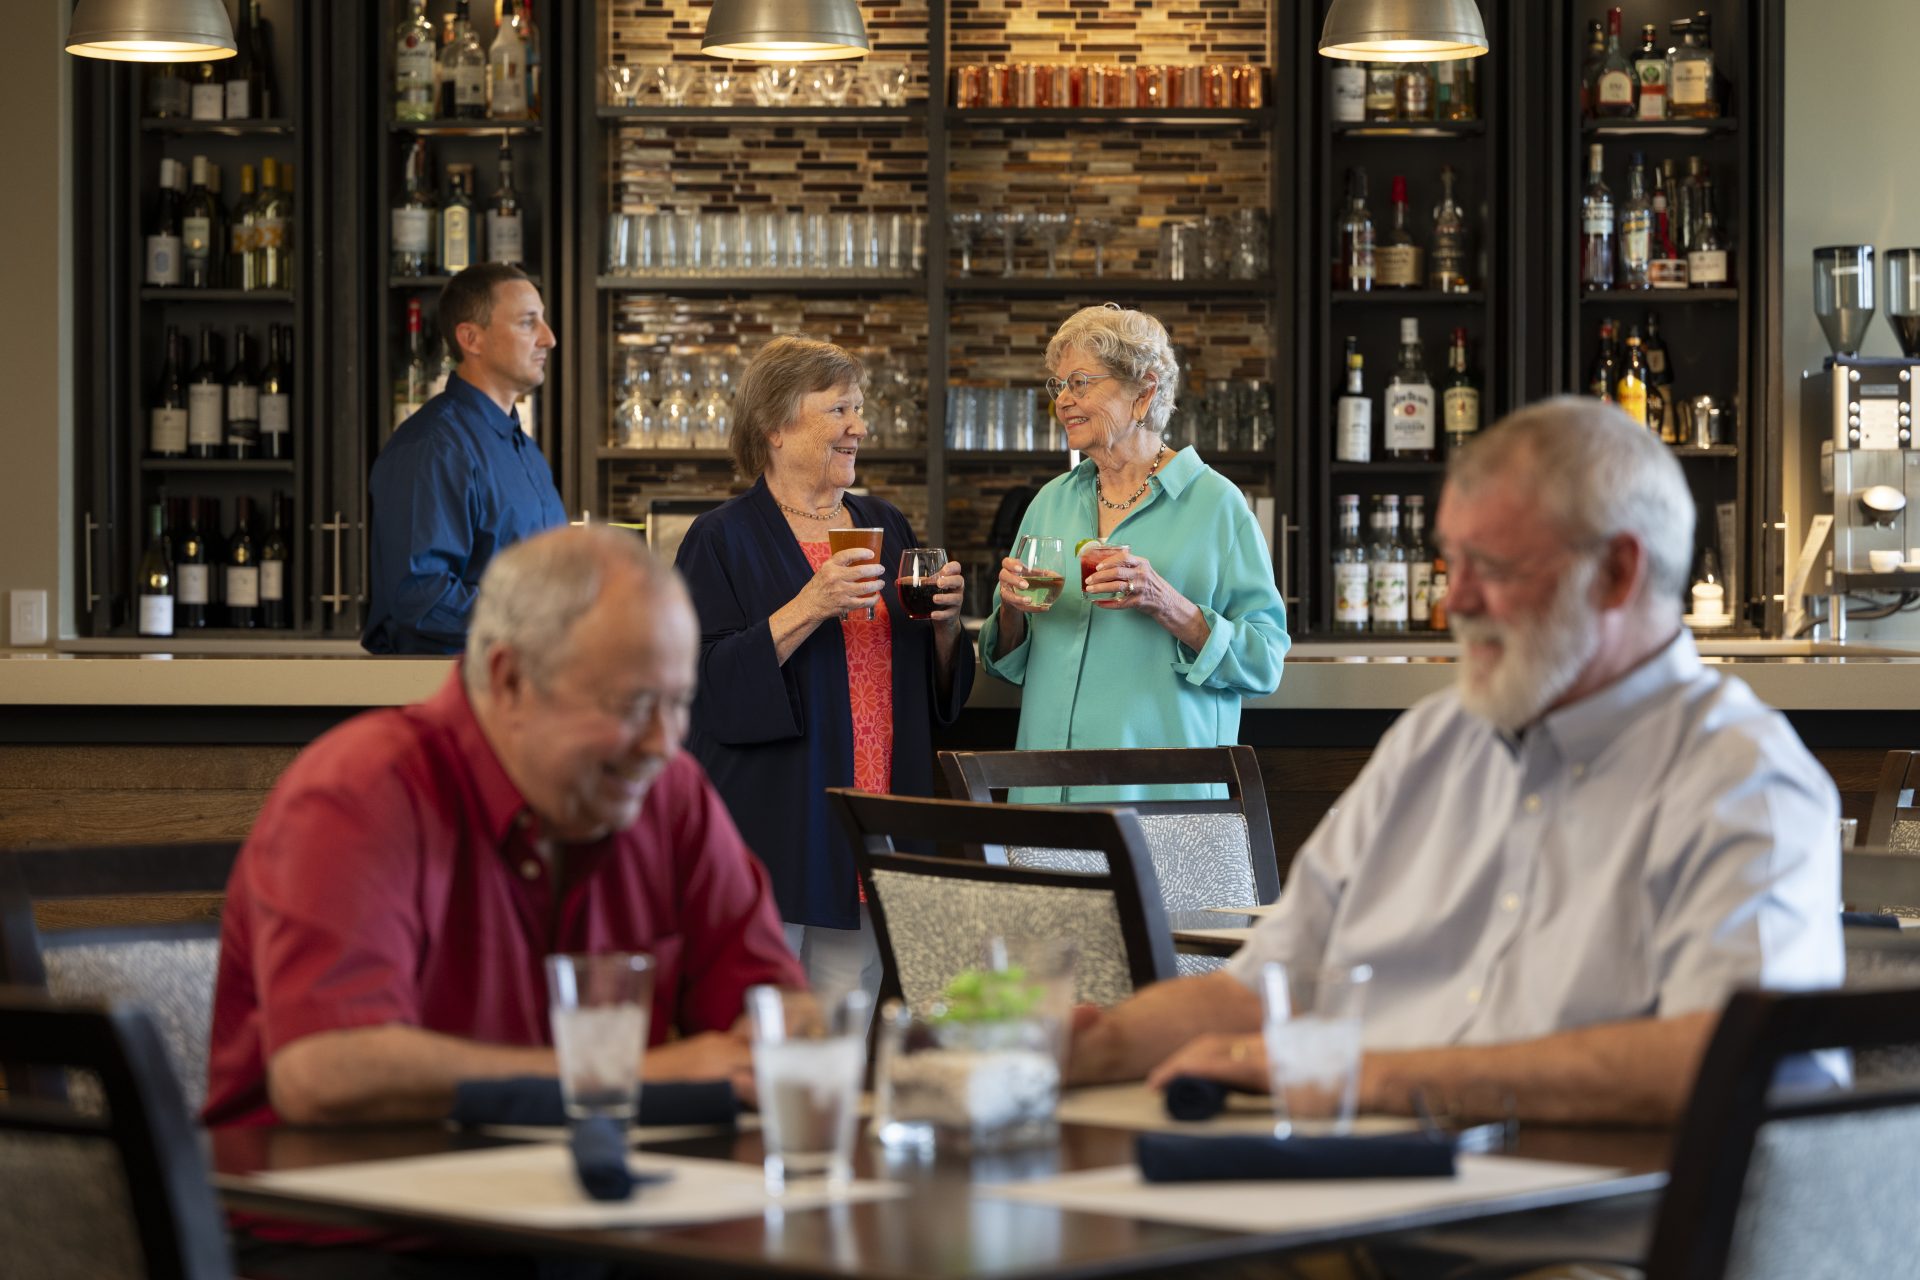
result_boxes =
[674,337,973,1002]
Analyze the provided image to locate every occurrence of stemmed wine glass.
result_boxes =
[948,211,985,277]
[1079,217,1119,278]
[1030,212,1073,277]
[603,64,645,107]
[990,211,1024,276]
[653,64,696,107]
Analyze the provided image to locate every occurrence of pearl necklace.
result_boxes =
[1096,444,1169,512]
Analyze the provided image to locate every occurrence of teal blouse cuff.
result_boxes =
[1171,605,1233,686]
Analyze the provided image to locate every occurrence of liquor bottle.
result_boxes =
[1385,318,1436,461]
[225,325,261,460]
[1436,56,1476,121]
[489,0,530,119]
[1688,172,1729,288]
[1580,143,1615,292]
[1592,7,1635,118]
[248,0,278,119]
[181,156,224,289]
[440,164,475,274]
[395,0,437,122]
[1616,327,1650,428]
[226,0,259,118]
[1364,63,1397,121]
[259,323,291,460]
[175,497,210,630]
[1429,553,1450,631]
[252,157,290,291]
[224,497,260,629]
[1619,152,1653,290]
[394,297,431,435]
[1668,13,1718,120]
[145,158,184,287]
[1395,62,1434,122]
[1329,58,1365,123]
[189,59,224,121]
[1442,328,1480,452]
[435,7,457,115]
[430,337,457,397]
[187,325,224,459]
[1333,167,1374,292]
[1634,23,1668,120]
[149,325,188,458]
[1676,156,1702,254]
[148,62,189,119]
[1588,320,1619,402]
[1334,337,1370,464]
[1406,493,1434,630]
[1332,494,1369,633]
[137,502,175,638]
[1644,312,1676,440]
[393,139,436,277]
[486,139,523,265]
[1650,160,1686,287]
[259,491,291,629]
[1377,175,1423,290]
[446,2,488,119]
[231,163,259,291]
[519,0,543,118]
[1368,494,1409,634]
[1429,164,1470,293]
[1579,19,1605,115]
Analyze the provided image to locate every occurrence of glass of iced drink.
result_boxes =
[1259,961,1372,1139]
[1010,535,1066,610]
[828,526,886,620]
[1079,540,1129,601]
[544,952,654,1126]
[749,985,870,1195]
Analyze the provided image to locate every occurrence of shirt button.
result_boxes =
[1523,794,1542,814]
[520,859,541,880]
[1466,987,1482,1004]
[1501,893,1521,912]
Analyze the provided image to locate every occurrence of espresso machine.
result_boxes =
[1801,245,1920,637]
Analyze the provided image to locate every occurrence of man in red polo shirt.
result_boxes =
[204,523,805,1132]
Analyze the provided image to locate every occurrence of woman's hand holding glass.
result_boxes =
[1085,547,1170,614]
[927,559,967,623]
[801,547,885,621]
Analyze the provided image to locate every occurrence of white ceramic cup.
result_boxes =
[1870,549,1904,573]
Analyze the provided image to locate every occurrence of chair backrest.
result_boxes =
[1645,986,1920,1280]
[825,789,1180,1009]
[0,988,234,1280]
[938,747,1282,910]
[0,841,240,1115]
[1864,750,1920,851]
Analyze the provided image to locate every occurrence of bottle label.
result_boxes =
[226,565,261,608]
[1335,396,1371,462]
[1369,562,1409,624]
[232,219,255,256]
[454,66,487,108]
[1597,70,1634,107]
[1410,562,1434,623]
[1401,79,1430,115]
[225,79,252,119]
[183,216,213,267]
[1636,63,1668,119]
[1671,60,1712,105]
[261,560,285,602]
[487,211,524,264]
[1621,213,1652,270]
[260,392,290,437]
[227,385,260,422]
[1618,378,1648,427]
[1688,249,1728,284]
[1582,198,1614,235]
[1365,69,1396,113]
[178,563,210,605]
[1646,345,1668,377]
[493,66,528,117]
[393,207,431,255]
[190,83,225,120]
[443,207,473,272]
[1385,385,1436,451]
[255,217,287,251]
[187,383,223,446]
[1376,244,1423,288]
[397,43,435,92]
[1331,67,1365,122]
[145,234,183,286]
[1334,562,1370,625]
[139,594,175,636]
[149,407,188,455]
[1444,386,1480,438]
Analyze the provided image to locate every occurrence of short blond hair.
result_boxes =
[730,336,866,478]
[1044,303,1180,434]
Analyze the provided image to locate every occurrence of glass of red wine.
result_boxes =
[898,547,947,620]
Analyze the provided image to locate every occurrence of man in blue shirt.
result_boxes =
[364,264,569,654]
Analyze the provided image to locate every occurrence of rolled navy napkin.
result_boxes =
[569,1116,638,1201]
[1136,1131,1456,1182]
[1842,910,1902,930]
[450,1077,739,1129]
[1164,1074,1258,1122]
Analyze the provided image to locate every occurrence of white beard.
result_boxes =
[1451,557,1602,734]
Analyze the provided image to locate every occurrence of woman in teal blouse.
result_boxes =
[979,304,1290,801]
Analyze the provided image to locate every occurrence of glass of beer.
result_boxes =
[898,547,946,620]
[828,526,886,620]
[1079,541,1128,600]
[1011,535,1066,610]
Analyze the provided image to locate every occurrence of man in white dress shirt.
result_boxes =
[1070,397,1843,1125]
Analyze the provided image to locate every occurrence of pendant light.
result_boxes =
[1318,0,1488,62]
[66,0,236,61]
[701,0,868,62]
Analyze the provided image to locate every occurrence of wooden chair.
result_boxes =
[825,789,1180,1010]
[0,841,240,1115]
[1863,749,1920,850]
[0,988,234,1279]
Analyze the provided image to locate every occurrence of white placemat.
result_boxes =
[1057,1084,1419,1138]
[980,1155,1637,1235]
[1175,926,1254,945]
[250,1144,902,1230]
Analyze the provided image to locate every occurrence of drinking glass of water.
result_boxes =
[1258,960,1371,1139]
[748,985,870,1196]
[1011,535,1065,610]
[544,952,654,1125]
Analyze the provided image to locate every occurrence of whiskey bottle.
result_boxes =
[1385,318,1436,461]
[1377,175,1423,290]
[1396,62,1434,122]
[1668,14,1719,120]
[1443,328,1480,452]
[1592,7,1636,118]
[1364,63,1397,121]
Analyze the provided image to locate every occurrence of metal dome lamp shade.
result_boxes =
[66,0,236,61]
[701,0,869,62]
[1319,0,1488,62]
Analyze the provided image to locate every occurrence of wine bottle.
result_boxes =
[145,158,184,287]
[175,497,210,630]
[226,0,258,119]
[392,139,436,277]
[440,164,475,274]
[137,502,175,638]
[260,323,291,460]
[486,139,523,265]
[260,491,291,629]
[249,0,278,119]
[225,497,260,629]
[189,59,224,121]
[231,163,259,291]
[489,0,529,119]
[226,325,261,460]
[394,0,437,122]
[1329,59,1365,123]
[149,326,188,458]
[187,324,224,460]
[252,157,290,292]
[148,62,189,119]
[182,155,225,288]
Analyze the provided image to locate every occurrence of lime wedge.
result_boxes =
[1074,538,1096,555]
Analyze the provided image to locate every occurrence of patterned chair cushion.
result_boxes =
[1889,813,1920,855]
[869,869,1137,1008]
[1008,811,1259,912]
[44,937,220,1114]
[1844,941,1920,1087]
[0,1129,145,1280]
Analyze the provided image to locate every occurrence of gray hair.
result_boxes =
[1045,304,1180,435]
[1448,396,1695,606]
[463,525,673,694]
[730,336,866,479]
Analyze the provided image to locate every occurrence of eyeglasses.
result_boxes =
[1045,372,1115,400]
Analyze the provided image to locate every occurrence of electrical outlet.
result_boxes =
[9,590,48,647]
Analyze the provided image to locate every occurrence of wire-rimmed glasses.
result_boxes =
[1045,372,1114,400]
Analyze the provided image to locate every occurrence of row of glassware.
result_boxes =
[947,209,1270,281]
[947,379,1273,453]
[604,209,927,279]
[951,63,1267,111]
[609,351,930,452]
[603,61,915,109]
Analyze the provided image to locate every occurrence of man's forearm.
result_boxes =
[1069,971,1262,1086]
[1360,1009,1719,1127]
[269,1025,557,1125]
